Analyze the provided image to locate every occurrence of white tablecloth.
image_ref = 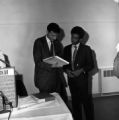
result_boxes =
[0,93,73,120]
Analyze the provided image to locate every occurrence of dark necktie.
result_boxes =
[50,41,55,56]
[72,45,77,70]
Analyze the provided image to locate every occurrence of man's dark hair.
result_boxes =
[47,23,60,33]
[71,26,85,39]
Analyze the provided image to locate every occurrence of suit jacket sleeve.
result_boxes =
[83,46,94,73]
[33,38,52,71]
[63,46,72,71]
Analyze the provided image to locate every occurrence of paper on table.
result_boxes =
[43,56,69,67]
[18,96,45,110]
[12,98,60,115]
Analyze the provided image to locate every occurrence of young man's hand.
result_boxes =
[71,68,84,77]
[66,69,75,78]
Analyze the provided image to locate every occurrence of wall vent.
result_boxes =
[99,67,119,94]
[103,69,114,77]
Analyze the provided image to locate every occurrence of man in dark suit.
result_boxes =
[63,26,94,120]
[33,23,68,104]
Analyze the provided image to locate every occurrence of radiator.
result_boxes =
[99,66,119,95]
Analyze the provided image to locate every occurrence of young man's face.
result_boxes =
[47,31,58,41]
[71,34,81,45]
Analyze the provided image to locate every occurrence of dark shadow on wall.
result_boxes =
[58,27,65,42]
[4,54,11,67]
[80,31,89,44]
[15,74,28,97]
[81,31,99,94]
[88,49,99,94]
[57,27,65,57]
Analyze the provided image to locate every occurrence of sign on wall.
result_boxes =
[0,68,17,108]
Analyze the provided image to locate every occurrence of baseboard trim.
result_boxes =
[68,93,101,100]
[92,93,101,98]
[68,92,119,100]
[101,92,119,97]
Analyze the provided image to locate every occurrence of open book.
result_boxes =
[43,56,69,67]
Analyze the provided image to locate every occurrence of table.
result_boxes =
[0,93,73,120]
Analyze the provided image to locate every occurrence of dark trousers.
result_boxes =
[69,79,94,120]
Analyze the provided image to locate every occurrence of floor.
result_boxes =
[69,95,119,120]
[94,95,119,120]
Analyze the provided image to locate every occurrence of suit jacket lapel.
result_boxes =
[69,45,72,63]
[42,36,51,57]
[74,43,82,64]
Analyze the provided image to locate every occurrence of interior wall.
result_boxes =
[0,0,118,94]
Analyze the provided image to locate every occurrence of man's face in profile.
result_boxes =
[71,34,81,45]
[47,31,58,42]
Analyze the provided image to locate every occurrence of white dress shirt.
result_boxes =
[46,36,51,50]
[71,43,80,62]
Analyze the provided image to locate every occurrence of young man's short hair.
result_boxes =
[47,23,60,33]
[71,26,85,39]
